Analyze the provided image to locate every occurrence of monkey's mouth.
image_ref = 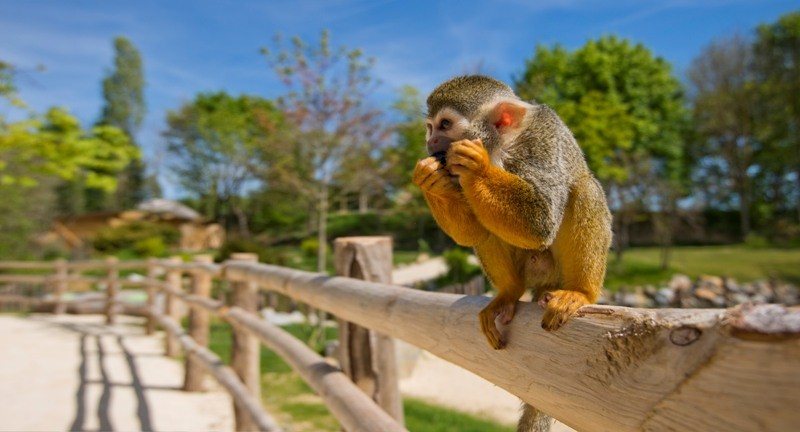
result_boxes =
[431,151,447,166]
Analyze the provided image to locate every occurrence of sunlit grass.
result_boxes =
[605,244,800,290]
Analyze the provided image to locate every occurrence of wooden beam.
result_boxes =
[224,307,406,432]
[184,255,214,392]
[333,237,404,426]
[149,309,280,432]
[225,262,800,432]
[228,253,261,432]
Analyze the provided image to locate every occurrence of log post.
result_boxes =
[228,252,261,432]
[53,259,67,315]
[165,256,183,358]
[145,258,158,335]
[333,236,404,426]
[185,254,214,391]
[105,256,118,325]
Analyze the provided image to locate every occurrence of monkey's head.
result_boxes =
[425,75,531,163]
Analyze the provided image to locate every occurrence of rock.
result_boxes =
[699,275,724,289]
[724,277,741,293]
[727,293,751,306]
[669,274,692,292]
[653,287,676,307]
[695,287,719,302]
[773,283,799,306]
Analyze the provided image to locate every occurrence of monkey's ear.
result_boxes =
[488,101,528,133]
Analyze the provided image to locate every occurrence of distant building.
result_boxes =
[46,199,225,253]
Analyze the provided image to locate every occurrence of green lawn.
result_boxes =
[605,244,800,290]
[207,320,511,431]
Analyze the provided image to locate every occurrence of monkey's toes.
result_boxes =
[539,290,589,331]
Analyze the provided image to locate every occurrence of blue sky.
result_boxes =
[1,0,798,196]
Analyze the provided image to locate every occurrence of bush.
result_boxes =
[743,233,769,249]
[217,237,289,265]
[442,247,481,284]
[92,221,180,255]
[133,237,167,257]
[301,238,328,258]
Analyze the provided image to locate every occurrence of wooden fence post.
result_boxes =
[333,236,404,426]
[184,255,214,391]
[53,259,67,315]
[229,252,261,432]
[146,258,158,336]
[105,256,118,325]
[165,256,183,358]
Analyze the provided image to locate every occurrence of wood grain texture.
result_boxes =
[225,262,800,432]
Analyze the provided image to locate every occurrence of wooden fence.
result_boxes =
[1,236,799,432]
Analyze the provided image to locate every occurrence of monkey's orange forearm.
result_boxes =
[460,166,558,250]
[423,192,490,247]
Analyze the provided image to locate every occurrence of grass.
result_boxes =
[605,244,800,290]
[207,319,512,431]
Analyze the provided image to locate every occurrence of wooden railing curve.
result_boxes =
[1,236,799,432]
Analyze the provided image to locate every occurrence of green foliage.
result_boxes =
[92,220,179,254]
[404,398,513,432]
[165,91,282,230]
[384,85,428,209]
[515,35,688,185]
[132,236,167,257]
[441,247,481,284]
[300,238,326,258]
[1,107,138,190]
[217,237,290,265]
[743,233,769,249]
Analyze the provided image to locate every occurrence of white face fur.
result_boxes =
[426,100,531,169]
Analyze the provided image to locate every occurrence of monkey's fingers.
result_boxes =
[540,290,589,331]
[478,298,516,350]
[479,309,505,349]
[412,158,444,187]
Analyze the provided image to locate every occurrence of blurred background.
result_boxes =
[1,1,799,430]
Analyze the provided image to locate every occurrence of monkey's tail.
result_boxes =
[517,402,552,432]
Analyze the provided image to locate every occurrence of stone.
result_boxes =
[669,274,693,292]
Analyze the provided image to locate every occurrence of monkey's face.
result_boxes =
[425,107,475,164]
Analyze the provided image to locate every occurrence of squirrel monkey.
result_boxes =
[413,75,612,348]
[413,76,611,432]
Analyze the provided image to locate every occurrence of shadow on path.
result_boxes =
[43,319,158,432]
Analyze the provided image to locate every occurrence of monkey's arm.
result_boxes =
[448,140,567,250]
[413,158,490,247]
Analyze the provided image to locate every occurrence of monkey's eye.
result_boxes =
[439,119,452,130]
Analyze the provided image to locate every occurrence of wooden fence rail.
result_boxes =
[1,236,799,432]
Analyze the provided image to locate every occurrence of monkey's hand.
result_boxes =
[413,157,460,198]
[447,139,490,183]
[538,290,590,331]
[478,293,517,349]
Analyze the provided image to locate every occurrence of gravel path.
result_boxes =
[0,314,232,432]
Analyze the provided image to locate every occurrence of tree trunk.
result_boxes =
[317,184,329,273]
[232,205,250,238]
[358,189,369,214]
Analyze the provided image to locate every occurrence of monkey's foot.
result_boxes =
[538,290,589,331]
[479,296,517,349]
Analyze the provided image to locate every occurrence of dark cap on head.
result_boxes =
[426,75,516,119]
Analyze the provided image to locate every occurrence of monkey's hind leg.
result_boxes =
[518,403,552,432]
[475,236,527,349]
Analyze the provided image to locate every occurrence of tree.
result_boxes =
[754,12,800,225]
[98,36,148,210]
[515,36,688,266]
[383,85,428,210]
[261,30,385,273]
[688,34,760,238]
[0,61,138,257]
[164,91,282,236]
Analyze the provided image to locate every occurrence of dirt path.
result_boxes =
[0,314,232,432]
